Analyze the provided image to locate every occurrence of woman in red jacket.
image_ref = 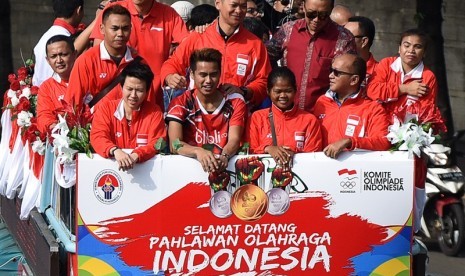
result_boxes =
[247,67,322,169]
[90,60,166,171]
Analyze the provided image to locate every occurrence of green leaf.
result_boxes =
[70,126,78,139]
[172,139,183,151]
[202,144,214,152]
[86,150,93,159]
[155,137,166,151]
[238,142,250,155]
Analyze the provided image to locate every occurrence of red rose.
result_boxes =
[16,97,31,112]
[17,67,28,80]
[10,80,20,91]
[30,86,39,96]
[8,74,17,83]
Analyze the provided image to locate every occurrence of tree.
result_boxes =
[0,0,13,107]
[416,0,454,136]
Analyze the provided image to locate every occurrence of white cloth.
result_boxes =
[32,25,71,86]
[18,142,31,199]
[5,138,26,199]
[0,109,12,178]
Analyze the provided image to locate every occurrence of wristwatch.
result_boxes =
[240,86,250,100]
[110,147,119,156]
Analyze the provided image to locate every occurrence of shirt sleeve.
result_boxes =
[303,115,323,152]
[247,111,269,154]
[132,106,166,162]
[160,33,196,86]
[350,102,391,151]
[367,58,400,102]
[37,82,59,134]
[229,97,247,127]
[165,93,189,124]
[90,101,116,158]
[65,57,90,113]
[246,41,271,107]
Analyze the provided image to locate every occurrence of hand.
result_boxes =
[165,74,187,89]
[195,148,220,172]
[220,83,242,95]
[194,23,212,34]
[114,149,136,171]
[266,146,294,169]
[400,80,429,97]
[216,155,229,171]
[323,138,352,159]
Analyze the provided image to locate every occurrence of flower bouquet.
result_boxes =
[387,101,446,158]
[4,59,46,155]
[50,100,93,188]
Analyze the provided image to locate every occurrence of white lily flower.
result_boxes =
[17,111,33,127]
[51,114,70,136]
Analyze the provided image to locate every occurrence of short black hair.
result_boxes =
[52,0,83,19]
[243,17,270,41]
[267,66,297,91]
[102,4,131,24]
[350,55,367,86]
[120,60,154,89]
[189,48,222,72]
[348,16,376,48]
[399,28,429,51]
[187,4,219,29]
[45,35,75,56]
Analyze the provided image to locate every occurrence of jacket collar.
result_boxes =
[390,56,424,83]
[99,42,134,62]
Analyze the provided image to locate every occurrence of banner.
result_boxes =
[77,151,414,275]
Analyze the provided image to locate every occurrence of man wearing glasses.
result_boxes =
[313,54,390,159]
[266,0,356,112]
[344,16,378,82]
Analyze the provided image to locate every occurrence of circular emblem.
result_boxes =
[231,184,268,221]
[266,188,290,215]
[93,169,123,204]
[209,191,233,218]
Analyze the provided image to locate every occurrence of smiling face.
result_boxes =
[100,13,131,56]
[398,34,425,72]
[216,0,247,28]
[46,41,76,81]
[122,76,148,111]
[191,61,221,98]
[269,77,296,111]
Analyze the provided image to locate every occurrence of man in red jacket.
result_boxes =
[313,53,390,159]
[65,5,136,114]
[37,35,77,134]
[161,0,271,109]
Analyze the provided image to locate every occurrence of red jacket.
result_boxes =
[65,43,137,114]
[90,0,189,107]
[160,20,271,107]
[313,91,390,151]
[367,56,438,118]
[90,99,166,162]
[247,104,322,153]
[37,75,67,133]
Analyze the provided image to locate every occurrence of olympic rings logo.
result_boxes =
[340,178,357,189]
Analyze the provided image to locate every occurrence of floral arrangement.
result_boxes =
[51,100,93,164]
[4,59,46,155]
[387,101,446,158]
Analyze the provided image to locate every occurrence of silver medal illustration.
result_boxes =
[267,188,290,215]
[209,190,232,218]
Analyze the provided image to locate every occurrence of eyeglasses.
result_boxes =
[305,10,331,21]
[330,67,356,77]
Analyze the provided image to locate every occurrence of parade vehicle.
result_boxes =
[420,130,465,256]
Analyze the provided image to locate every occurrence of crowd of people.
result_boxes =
[27,0,446,247]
